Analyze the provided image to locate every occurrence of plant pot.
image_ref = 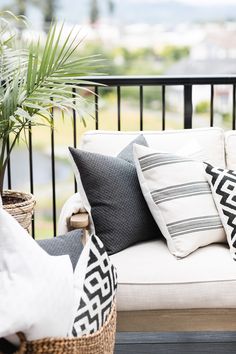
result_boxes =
[2,190,36,231]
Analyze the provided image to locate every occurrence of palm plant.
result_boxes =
[0,12,101,197]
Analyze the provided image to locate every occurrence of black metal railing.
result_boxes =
[80,75,236,129]
[5,75,236,238]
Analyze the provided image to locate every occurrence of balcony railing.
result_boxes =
[5,75,236,238]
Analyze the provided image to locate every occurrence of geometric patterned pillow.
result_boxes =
[205,163,236,260]
[133,144,226,258]
[70,234,117,337]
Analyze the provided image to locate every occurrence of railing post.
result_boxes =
[28,123,35,238]
[162,85,166,130]
[51,109,56,237]
[139,85,143,131]
[95,86,99,130]
[233,84,236,130]
[72,87,78,193]
[184,85,193,129]
[117,86,121,131]
[210,84,214,127]
[6,138,11,189]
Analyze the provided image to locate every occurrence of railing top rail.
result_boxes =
[78,75,236,86]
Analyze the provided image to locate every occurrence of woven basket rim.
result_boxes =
[18,302,116,344]
[2,190,35,209]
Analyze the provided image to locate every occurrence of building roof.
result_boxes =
[165,58,236,75]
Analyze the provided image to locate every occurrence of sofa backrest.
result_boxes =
[80,127,226,167]
[225,131,236,170]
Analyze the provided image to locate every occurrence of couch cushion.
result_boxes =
[110,240,236,311]
[80,127,225,167]
[225,130,236,169]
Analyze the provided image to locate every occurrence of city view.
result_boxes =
[1,0,236,236]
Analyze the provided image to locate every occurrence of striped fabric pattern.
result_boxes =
[167,215,222,238]
[151,181,211,205]
[133,144,226,258]
[139,153,192,172]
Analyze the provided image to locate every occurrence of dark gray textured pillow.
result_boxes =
[37,229,84,271]
[69,135,162,255]
[0,338,17,354]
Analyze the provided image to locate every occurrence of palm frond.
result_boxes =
[23,23,103,119]
[0,18,103,194]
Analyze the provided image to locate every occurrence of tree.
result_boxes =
[89,0,115,24]
[1,0,27,17]
[15,0,26,16]
[1,0,57,30]
[89,0,99,25]
[160,45,190,62]
[41,0,56,27]
[108,0,115,16]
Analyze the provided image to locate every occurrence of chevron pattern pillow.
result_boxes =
[70,234,117,337]
[133,144,226,258]
[205,163,236,260]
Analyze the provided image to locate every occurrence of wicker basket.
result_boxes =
[15,303,116,354]
[2,190,36,231]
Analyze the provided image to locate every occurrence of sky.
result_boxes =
[131,0,236,4]
[180,0,236,4]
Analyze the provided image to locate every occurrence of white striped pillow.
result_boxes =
[133,144,226,258]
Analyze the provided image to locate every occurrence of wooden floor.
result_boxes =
[115,332,236,354]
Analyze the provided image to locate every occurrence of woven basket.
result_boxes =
[2,190,36,231]
[15,303,116,354]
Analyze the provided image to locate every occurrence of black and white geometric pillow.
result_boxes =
[71,234,117,336]
[205,163,236,260]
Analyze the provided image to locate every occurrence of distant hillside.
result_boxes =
[117,1,236,24]
[56,0,236,24]
[1,0,236,25]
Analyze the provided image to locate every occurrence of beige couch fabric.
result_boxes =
[80,127,226,167]
[225,130,236,169]
[77,127,233,314]
[110,239,236,311]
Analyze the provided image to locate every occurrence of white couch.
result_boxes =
[66,127,236,332]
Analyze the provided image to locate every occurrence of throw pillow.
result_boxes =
[69,135,162,255]
[133,144,226,258]
[0,337,17,353]
[205,163,236,260]
[70,234,117,336]
[117,134,147,163]
[0,203,74,342]
[37,229,84,271]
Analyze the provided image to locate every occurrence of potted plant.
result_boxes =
[0,12,100,230]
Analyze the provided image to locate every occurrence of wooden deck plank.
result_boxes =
[115,332,236,354]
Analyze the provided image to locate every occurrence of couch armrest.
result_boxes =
[69,211,89,230]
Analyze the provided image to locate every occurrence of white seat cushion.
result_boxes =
[80,127,225,167]
[110,240,236,311]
